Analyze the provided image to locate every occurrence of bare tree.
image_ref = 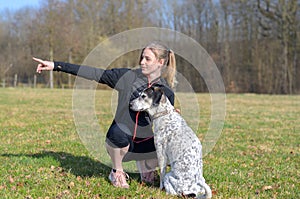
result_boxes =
[257,0,298,94]
[0,0,299,93]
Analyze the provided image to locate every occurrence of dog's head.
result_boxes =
[130,86,165,112]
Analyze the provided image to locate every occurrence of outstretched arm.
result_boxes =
[33,57,103,82]
[33,57,131,89]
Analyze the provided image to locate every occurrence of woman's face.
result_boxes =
[140,48,164,77]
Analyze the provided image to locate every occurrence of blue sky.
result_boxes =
[0,0,41,11]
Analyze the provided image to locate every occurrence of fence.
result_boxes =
[1,74,63,89]
[0,74,109,90]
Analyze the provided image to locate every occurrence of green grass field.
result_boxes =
[0,88,299,199]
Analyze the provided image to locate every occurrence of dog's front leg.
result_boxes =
[156,143,167,190]
[159,163,167,190]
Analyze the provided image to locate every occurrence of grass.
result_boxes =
[0,88,299,198]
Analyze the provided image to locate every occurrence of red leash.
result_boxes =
[132,111,140,141]
[132,79,159,143]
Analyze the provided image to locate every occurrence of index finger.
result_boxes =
[32,57,44,63]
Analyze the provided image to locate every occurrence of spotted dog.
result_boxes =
[130,86,212,198]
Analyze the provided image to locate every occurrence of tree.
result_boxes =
[257,0,298,94]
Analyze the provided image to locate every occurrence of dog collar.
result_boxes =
[152,109,176,120]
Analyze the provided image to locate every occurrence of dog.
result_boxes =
[130,86,212,198]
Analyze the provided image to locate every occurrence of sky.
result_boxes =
[0,0,41,12]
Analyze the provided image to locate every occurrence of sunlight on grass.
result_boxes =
[0,88,299,198]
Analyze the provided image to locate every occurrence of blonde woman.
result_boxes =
[33,41,176,188]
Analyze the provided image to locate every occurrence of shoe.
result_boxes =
[140,170,158,185]
[108,169,130,189]
[136,159,159,185]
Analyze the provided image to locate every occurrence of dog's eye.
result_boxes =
[141,94,146,99]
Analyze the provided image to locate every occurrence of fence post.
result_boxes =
[14,74,18,87]
[34,74,37,88]
[68,74,72,89]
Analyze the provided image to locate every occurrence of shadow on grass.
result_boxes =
[1,151,140,181]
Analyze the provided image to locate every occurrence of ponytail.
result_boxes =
[162,50,177,89]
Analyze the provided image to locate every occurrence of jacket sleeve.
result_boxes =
[54,61,130,89]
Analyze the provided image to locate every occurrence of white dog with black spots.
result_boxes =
[130,86,212,199]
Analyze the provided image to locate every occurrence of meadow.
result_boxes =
[0,88,299,199]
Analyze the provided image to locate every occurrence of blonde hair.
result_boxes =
[140,42,177,88]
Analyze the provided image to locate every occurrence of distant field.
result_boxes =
[0,88,299,198]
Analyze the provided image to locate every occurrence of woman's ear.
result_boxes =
[158,58,165,67]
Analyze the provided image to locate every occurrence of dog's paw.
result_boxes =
[196,193,212,199]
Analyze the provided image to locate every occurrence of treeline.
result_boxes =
[0,0,299,94]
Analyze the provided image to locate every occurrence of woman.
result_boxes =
[33,41,176,189]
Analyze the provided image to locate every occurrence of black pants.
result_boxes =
[106,123,157,161]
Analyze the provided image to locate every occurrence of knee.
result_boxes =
[106,123,131,148]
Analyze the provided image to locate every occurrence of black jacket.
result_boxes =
[54,62,175,139]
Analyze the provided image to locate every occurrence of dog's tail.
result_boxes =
[197,182,212,199]
[203,183,212,199]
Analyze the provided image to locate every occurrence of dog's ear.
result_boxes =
[152,87,165,106]
[144,87,154,96]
